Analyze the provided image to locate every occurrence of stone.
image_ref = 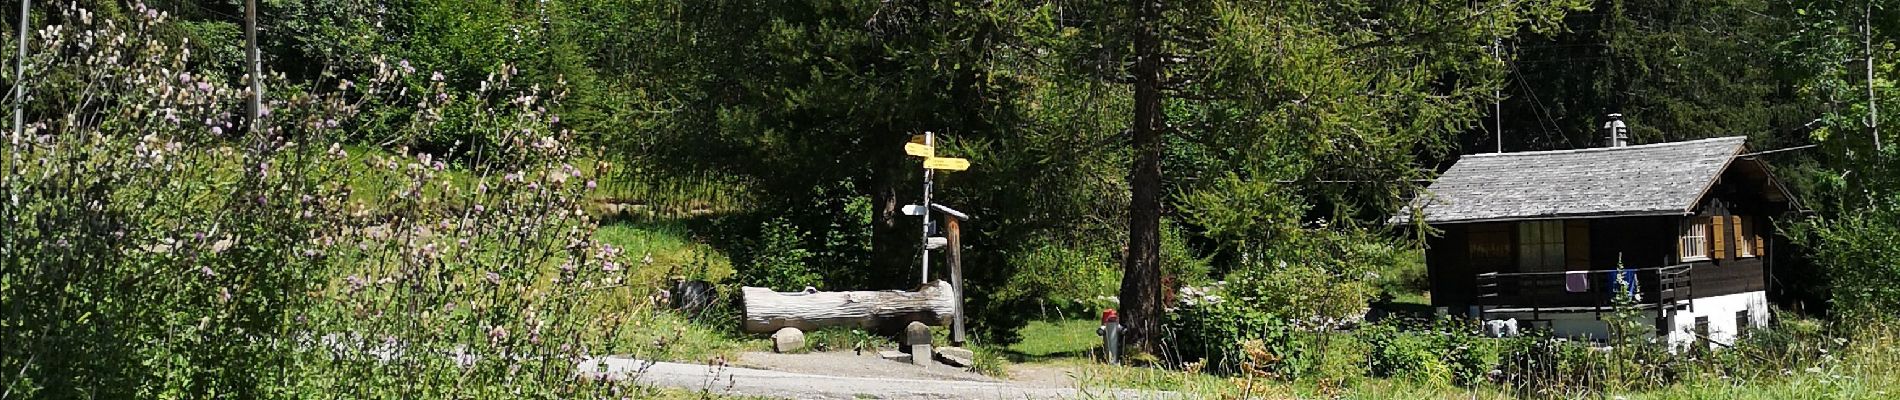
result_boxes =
[935,346,975,367]
[879,349,910,362]
[904,321,933,347]
[911,344,933,367]
[770,327,806,353]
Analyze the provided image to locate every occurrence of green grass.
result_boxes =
[1006,319,1103,361]
[594,220,736,285]
[1027,315,1900,399]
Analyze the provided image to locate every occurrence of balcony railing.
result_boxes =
[1475,265,1692,316]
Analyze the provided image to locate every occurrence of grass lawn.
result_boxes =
[1010,317,1900,399]
[1006,319,1104,361]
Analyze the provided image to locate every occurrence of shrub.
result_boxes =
[0,4,644,398]
[735,217,821,291]
[1497,331,1608,398]
[1164,298,1303,376]
[1361,318,1492,387]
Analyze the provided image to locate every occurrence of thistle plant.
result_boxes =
[2,3,649,398]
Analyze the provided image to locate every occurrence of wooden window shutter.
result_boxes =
[1712,215,1728,259]
[1565,220,1591,269]
[1732,215,1746,255]
[1753,217,1768,256]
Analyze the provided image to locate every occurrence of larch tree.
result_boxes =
[1017,0,1588,354]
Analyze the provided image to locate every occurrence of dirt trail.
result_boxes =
[584,352,1172,399]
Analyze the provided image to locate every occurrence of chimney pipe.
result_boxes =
[1604,113,1629,147]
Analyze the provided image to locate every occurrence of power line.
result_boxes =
[1507,57,1574,149]
[1740,144,1818,157]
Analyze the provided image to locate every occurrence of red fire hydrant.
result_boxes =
[1097,309,1122,365]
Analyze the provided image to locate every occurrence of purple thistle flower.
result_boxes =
[200,265,215,278]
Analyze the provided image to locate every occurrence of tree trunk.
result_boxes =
[740,281,956,334]
[1119,0,1166,356]
[870,132,914,288]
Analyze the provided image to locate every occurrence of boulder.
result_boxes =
[935,346,975,367]
[771,327,806,353]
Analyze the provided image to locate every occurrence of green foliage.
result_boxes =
[998,242,1118,313]
[734,217,822,291]
[1361,319,1495,387]
[1215,228,1392,329]
[1795,193,1900,318]
[1165,299,1303,376]
[1371,249,1431,299]
[0,5,646,397]
[800,327,889,354]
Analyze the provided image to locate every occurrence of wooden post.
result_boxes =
[946,215,965,346]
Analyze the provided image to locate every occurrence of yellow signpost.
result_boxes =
[904,143,935,158]
[922,157,970,171]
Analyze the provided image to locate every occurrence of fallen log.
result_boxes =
[740,281,955,334]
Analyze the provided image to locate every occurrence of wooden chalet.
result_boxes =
[1399,134,1802,349]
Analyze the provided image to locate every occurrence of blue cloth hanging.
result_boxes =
[1605,269,1640,300]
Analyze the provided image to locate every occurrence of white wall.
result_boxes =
[1662,291,1770,350]
[1481,290,1768,351]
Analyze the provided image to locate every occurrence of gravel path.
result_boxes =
[582,354,1175,399]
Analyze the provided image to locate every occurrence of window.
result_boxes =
[1736,310,1752,336]
[1517,221,1565,271]
[1734,216,1754,258]
[1679,218,1710,262]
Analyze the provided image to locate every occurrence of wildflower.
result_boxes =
[485,271,502,285]
[585,180,596,190]
[431,71,444,82]
[399,59,414,74]
[488,325,509,342]
[199,265,215,278]
[602,261,620,272]
[219,287,231,302]
[345,275,367,293]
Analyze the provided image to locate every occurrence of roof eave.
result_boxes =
[1420,210,1693,225]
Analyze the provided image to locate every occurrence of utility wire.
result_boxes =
[1740,145,1818,157]
[1507,57,1574,149]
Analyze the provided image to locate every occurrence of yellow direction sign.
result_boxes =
[910,134,930,145]
[904,143,935,158]
[923,157,970,171]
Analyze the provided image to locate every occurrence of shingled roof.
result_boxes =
[1399,136,1748,224]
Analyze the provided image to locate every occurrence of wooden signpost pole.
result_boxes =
[945,215,965,346]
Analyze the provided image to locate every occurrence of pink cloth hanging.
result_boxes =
[1565,271,1590,293]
